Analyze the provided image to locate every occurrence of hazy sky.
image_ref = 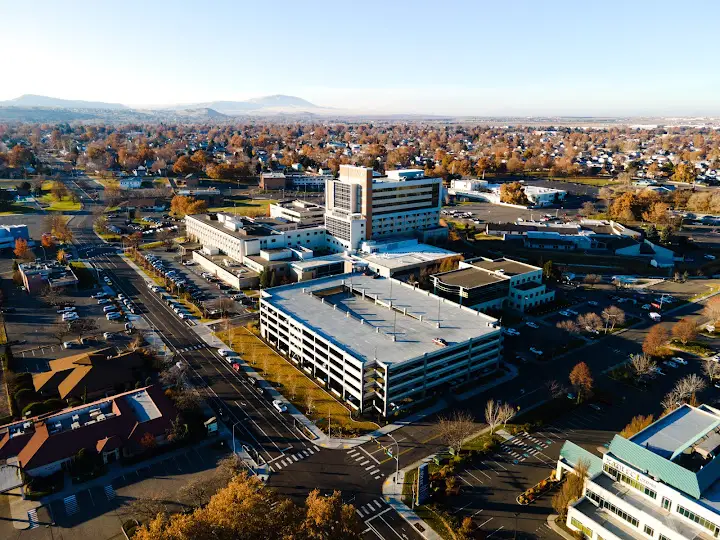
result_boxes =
[2,0,719,116]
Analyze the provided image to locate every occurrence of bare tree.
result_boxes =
[630,353,657,379]
[498,402,516,428]
[676,373,707,399]
[578,312,603,333]
[703,359,720,382]
[704,296,720,323]
[120,493,168,522]
[545,379,567,399]
[602,305,626,332]
[438,410,476,453]
[484,399,502,434]
[556,320,580,334]
[305,393,315,416]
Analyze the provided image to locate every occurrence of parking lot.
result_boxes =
[0,443,230,540]
[105,210,183,241]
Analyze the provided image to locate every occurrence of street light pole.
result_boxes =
[387,432,400,484]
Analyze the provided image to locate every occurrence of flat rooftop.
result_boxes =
[361,243,456,271]
[631,404,720,459]
[262,273,499,366]
[290,253,356,271]
[434,267,508,289]
[187,214,279,240]
[467,257,539,277]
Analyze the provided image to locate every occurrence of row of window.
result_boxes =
[586,489,639,528]
[676,505,719,536]
[570,517,593,538]
[603,464,657,499]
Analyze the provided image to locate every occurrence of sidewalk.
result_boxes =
[122,251,520,450]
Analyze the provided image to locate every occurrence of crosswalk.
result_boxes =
[63,494,79,516]
[104,484,116,501]
[269,445,320,472]
[501,432,553,463]
[346,448,383,480]
[176,343,206,353]
[355,498,388,518]
[27,508,38,529]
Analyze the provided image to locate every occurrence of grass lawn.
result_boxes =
[0,203,36,215]
[38,194,81,212]
[670,340,714,356]
[216,326,378,436]
[208,198,277,217]
[544,176,620,187]
[472,233,500,241]
[139,241,163,250]
[690,284,720,301]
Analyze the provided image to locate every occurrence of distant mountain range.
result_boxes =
[0,94,128,110]
[0,93,328,122]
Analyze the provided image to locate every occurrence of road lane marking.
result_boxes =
[358,445,382,464]
[359,459,370,466]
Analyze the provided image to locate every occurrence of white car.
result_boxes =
[526,321,539,329]
[529,347,543,355]
[272,400,287,413]
[218,348,234,357]
[672,357,688,365]
[587,301,599,306]
[62,312,79,321]
[503,328,520,336]
[566,309,578,316]
[705,254,716,260]
[559,310,571,317]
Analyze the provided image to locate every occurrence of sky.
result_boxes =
[1,0,719,116]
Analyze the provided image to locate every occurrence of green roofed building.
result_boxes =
[558,403,720,540]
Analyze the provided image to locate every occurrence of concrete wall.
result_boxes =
[192,251,259,289]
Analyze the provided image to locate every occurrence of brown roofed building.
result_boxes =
[0,386,176,477]
[33,348,146,401]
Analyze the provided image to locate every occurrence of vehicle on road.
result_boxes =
[566,308,578,315]
[672,357,688,365]
[649,312,661,321]
[529,347,543,355]
[641,304,651,310]
[705,254,716,260]
[559,310,571,316]
[590,404,602,411]
[272,400,287,413]
[526,321,539,328]
[503,328,520,336]
[587,301,599,306]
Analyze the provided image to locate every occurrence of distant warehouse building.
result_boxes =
[260,273,502,416]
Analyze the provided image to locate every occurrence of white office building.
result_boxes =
[325,165,444,252]
[259,273,502,416]
[558,403,720,540]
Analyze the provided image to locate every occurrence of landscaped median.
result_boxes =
[215,325,378,437]
[517,473,561,505]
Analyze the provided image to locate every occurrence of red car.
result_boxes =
[231,362,241,372]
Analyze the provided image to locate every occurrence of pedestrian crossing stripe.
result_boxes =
[64,495,79,516]
[104,485,116,500]
[27,509,38,529]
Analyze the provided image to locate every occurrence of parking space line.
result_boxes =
[488,526,504,538]
[479,517,493,527]
[463,471,483,485]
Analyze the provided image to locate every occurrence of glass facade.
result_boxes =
[676,505,719,536]
[603,464,657,499]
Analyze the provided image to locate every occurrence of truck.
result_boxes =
[649,312,662,322]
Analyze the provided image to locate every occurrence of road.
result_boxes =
[55,169,719,539]
[62,181,422,539]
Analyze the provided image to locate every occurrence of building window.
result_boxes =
[570,517,593,538]
[661,497,671,511]
[603,464,657,499]
[658,536,670,540]
[644,525,654,537]
[676,505,719,536]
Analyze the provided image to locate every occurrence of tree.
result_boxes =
[438,410,476,454]
[577,312,603,333]
[127,231,143,250]
[583,274,601,288]
[67,318,98,340]
[13,238,30,259]
[630,353,657,379]
[569,362,593,402]
[56,249,67,264]
[305,394,315,416]
[642,325,669,357]
[484,399,501,434]
[671,161,697,184]
[579,201,596,217]
[556,320,580,334]
[499,182,529,205]
[40,234,55,249]
[620,415,654,439]
[301,489,362,540]
[704,296,720,323]
[601,305,626,332]
[543,260,560,281]
[545,379,567,399]
[120,493,168,523]
[703,358,720,382]
[672,318,697,345]
[552,459,589,521]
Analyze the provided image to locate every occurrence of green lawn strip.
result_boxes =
[38,194,81,212]
[669,340,714,356]
[208,198,277,217]
[216,327,377,436]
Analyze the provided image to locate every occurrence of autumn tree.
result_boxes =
[642,325,669,357]
[620,415,654,438]
[56,249,67,263]
[583,274,601,288]
[671,318,697,345]
[671,161,697,184]
[569,362,593,402]
[40,234,55,249]
[13,238,31,259]
[552,459,589,521]
[499,182,529,205]
[704,296,720,323]
[556,320,580,334]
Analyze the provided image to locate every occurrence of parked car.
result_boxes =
[218,348,234,357]
[641,304,651,310]
[63,341,77,349]
[432,337,448,347]
[272,400,287,413]
[503,328,520,336]
[672,357,688,365]
[62,312,79,321]
[587,301,599,306]
[559,310,571,317]
[103,332,115,339]
[705,254,716,260]
[526,321,539,329]
[529,347,543,356]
